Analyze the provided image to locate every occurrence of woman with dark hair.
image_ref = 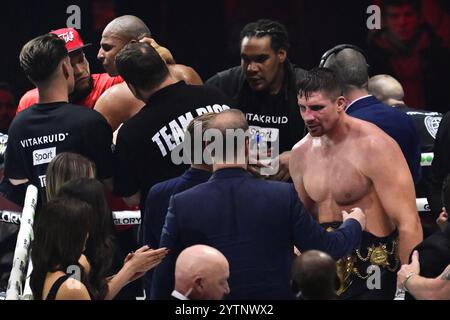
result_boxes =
[30,198,93,300]
[57,178,168,299]
[45,152,96,201]
[57,178,114,300]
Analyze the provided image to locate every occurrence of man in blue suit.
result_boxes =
[142,113,216,297]
[321,45,421,184]
[151,109,366,300]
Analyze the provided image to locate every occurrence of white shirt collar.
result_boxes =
[346,95,373,112]
[171,290,190,300]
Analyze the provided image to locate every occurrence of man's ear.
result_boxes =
[336,96,347,112]
[245,136,250,159]
[194,277,204,291]
[61,59,71,80]
[278,48,287,63]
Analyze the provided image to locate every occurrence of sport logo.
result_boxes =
[33,147,56,166]
[424,116,441,139]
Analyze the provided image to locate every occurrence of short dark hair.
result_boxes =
[382,0,421,15]
[115,42,169,91]
[240,19,290,52]
[291,251,338,300]
[297,68,344,101]
[19,33,68,84]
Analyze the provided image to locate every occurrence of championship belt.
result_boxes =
[352,239,400,280]
[325,226,400,296]
[325,226,355,295]
[336,254,355,295]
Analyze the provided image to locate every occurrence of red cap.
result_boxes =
[50,28,91,53]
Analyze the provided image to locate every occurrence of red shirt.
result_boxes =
[17,73,123,113]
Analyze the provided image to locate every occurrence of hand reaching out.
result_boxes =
[138,37,176,64]
[342,207,366,230]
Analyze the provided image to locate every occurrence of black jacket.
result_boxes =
[430,112,450,217]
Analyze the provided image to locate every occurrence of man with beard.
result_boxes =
[17,28,123,112]
[205,19,307,181]
[290,68,422,299]
[95,15,203,131]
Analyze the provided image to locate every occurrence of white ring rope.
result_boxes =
[5,185,38,300]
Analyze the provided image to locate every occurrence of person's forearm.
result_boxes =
[407,275,450,300]
[105,267,135,300]
[398,223,422,264]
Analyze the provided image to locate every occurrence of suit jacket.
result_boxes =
[347,96,421,184]
[142,167,211,297]
[151,168,362,300]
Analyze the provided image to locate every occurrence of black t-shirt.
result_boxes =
[5,102,113,199]
[206,64,307,155]
[243,90,296,154]
[396,106,442,199]
[397,106,442,153]
[113,81,232,208]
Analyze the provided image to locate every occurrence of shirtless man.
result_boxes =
[95,15,203,131]
[290,68,422,300]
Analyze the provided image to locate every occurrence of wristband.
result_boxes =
[402,272,416,292]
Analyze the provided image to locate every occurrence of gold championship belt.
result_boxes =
[325,226,399,295]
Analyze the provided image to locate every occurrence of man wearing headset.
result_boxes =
[320,44,421,185]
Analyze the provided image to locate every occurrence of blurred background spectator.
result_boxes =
[0,83,16,134]
[368,0,450,112]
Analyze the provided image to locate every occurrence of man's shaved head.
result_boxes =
[175,245,230,300]
[291,250,338,300]
[103,15,151,41]
[323,48,369,92]
[368,74,405,106]
[99,15,152,76]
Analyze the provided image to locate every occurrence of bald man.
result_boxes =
[291,250,338,300]
[368,74,405,106]
[172,245,230,300]
[369,74,443,214]
[95,15,203,131]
